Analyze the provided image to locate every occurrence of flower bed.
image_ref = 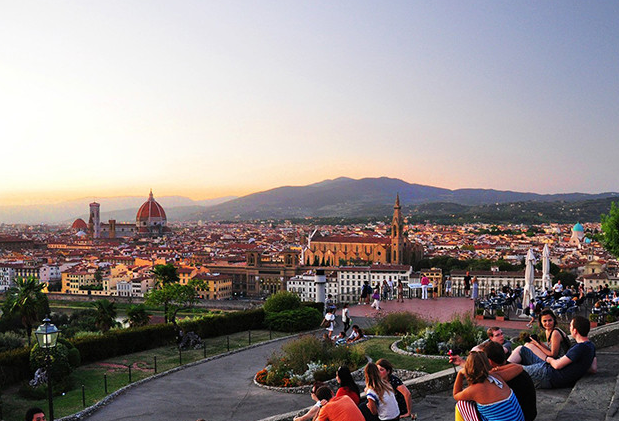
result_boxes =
[397,316,485,356]
[254,335,366,388]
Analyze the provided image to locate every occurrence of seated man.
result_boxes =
[473,326,512,357]
[518,315,597,389]
[315,385,364,421]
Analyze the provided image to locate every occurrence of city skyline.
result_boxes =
[2,2,618,205]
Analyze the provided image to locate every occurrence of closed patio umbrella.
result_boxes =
[522,248,537,315]
[542,244,552,291]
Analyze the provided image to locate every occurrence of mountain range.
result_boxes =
[1,177,617,225]
[188,177,619,222]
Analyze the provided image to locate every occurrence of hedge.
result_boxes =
[0,308,266,388]
[0,347,30,389]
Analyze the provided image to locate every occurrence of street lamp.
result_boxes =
[35,317,60,421]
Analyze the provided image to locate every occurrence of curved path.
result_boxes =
[83,337,312,421]
[81,298,530,421]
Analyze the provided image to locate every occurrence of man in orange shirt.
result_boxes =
[315,386,364,421]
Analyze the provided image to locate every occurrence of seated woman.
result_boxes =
[509,309,570,364]
[293,381,325,421]
[363,362,400,421]
[335,365,361,405]
[347,325,366,343]
[453,351,524,421]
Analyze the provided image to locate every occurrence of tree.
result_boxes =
[601,202,619,258]
[92,299,118,332]
[145,279,205,327]
[151,264,180,323]
[2,276,49,346]
[125,304,151,328]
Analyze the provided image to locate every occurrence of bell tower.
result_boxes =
[391,194,404,264]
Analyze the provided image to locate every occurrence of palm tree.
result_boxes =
[125,304,151,328]
[92,299,118,332]
[2,276,49,346]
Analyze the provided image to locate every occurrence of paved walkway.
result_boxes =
[83,336,313,421]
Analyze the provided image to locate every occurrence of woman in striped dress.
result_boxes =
[453,352,524,421]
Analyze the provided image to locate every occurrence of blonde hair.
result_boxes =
[464,351,491,384]
[364,362,393,402]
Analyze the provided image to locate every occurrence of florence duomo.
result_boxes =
[71,190,169,239]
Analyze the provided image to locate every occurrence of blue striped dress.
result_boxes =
[476,390,524,421]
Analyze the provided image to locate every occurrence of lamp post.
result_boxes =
[35,317,60,421]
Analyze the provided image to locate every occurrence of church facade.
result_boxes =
[304,195,423,266]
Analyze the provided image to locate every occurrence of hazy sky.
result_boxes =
[1,2,618,205]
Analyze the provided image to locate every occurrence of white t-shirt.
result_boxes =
[325,313,335,331]
[366,387,400,420]
[342,307,349,322]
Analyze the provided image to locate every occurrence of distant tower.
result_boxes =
[88,202,101,239]
[391,194,404,264]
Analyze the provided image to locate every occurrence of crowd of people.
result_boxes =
[314,301,598,421]
[294,359,415,421]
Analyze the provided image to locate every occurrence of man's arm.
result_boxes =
[589,356,598,374]
[491,363,523,381]
[546,354,572,370]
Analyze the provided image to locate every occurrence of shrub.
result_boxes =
[258,335,365,387]
[30,343,72,383]
[400,314,485,355]
[263,291,301,313]
[0,347,30,389]
[372,312,428,335]
[0,331,26,352]
[265,307,322,332]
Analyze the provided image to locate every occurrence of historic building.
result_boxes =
[136,190,170,236]
[72,190,168,239]
[304,195,423,266]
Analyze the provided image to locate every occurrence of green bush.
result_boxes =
[0,347,30,389]
[0,331,25,352]
[372,312,428,335]
[301,301,324,313]
[263,291,301,313]
[265,307,322,332]
[263,335,366,386]
[401,314,485,355]
[30,343,72,383]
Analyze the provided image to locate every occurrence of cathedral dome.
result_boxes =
[71,218,88,230]
[137,190,167,222]
[573,222,584,232]
[136,190,168,236]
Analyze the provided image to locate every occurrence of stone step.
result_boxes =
[554,349,619,421]
[606,372,619,420]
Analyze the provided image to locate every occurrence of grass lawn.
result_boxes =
[353,337,452,373]
[0,330,288,421]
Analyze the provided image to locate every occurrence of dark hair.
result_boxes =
[311,381,325,394]
[479,341,506,365]
[486,326,501,339]
[337,366,360,396]
[376,358,394,374]
[315,385,333,401]
[538,309,558,329]
[25,408,44,421]
[571,315,590,337]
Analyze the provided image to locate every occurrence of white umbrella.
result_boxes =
[522,248,537,316]
[542,244,552,291]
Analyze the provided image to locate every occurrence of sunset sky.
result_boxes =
[1,2,618,205]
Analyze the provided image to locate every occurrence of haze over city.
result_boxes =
[1,2,618,206]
